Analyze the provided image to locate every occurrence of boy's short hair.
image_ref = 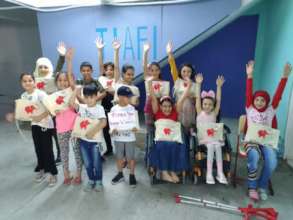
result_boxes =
[83,85,98,97]
[20,72,34,82]
[122,64,135,74]
[80,62,93,70]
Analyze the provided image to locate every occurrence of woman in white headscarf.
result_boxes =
[33,42,67,165]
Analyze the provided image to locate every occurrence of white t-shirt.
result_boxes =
[113,83,140,104]
[78,103,106,142]
[21,89,54,129]
[109,104,137,142]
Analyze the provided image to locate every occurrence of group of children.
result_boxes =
[8,39,292,202]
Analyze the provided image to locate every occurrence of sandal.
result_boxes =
[248,189,259,201]
[63,177,73,185]
[72,176,82,185]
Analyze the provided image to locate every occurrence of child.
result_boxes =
[33,42,67,165]
[110,86,139,187]
[166,41,197,145]
[148,77,190,183]
[69,85,107,192]
[53,48,82,185]
[142,42,169,156]
[19,73,58,186]
[245,61,292,201]
[112,40,140,107]
[94,38,121,155]
[195,73,227,185]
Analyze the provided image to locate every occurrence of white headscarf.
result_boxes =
[33,57,54,78]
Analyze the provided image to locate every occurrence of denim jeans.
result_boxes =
[79,139,102,182]
[247,145,277,190]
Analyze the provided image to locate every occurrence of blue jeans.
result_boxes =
[247,145,277,190]
[79,139,102,183]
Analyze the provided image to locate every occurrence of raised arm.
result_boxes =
[95,37,105,76]
[214,75,225,116]
[113,39,121,82]
[54,41,66,74]
[143,42,150,80]
[166,41,179,82]
[246,60,254,108]
[272,63,292,109]
[148,78,159,114]
[69,88,80,110]
[176,78,191,112]
[65,48,75,89]
[195,73,203,114]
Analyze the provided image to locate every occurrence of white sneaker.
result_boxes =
[216,174,228,185]
[48,175,57,187]
[35,171,46,183]
[206,174,215,184]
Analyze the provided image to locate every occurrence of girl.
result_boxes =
[33,42,67,164]
[53,48,83,185]
[95,37,121,155]
[142,42,170,159]
[148,77,190,183]
[245,61,291,201]
[166,41,197,146]
[19,73,58,186]
[195,73,227,185]
[113,40,140,107]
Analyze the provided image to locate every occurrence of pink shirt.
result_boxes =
[56,108,77,133]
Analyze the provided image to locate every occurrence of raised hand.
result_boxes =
[216,75,225,87]
[283,62,292,78]
[112,38,121,51]
[143,42,151,54]
[246,60,254,77]
[65,47,74,62]
[57,41,66,56]
[195,73,203,84]
[166,41,173,55]
[95,37,105,50]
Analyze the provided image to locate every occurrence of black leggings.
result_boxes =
[31,125,58,175]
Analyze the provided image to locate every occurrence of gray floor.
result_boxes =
[1,119,293,220]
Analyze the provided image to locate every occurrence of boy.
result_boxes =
[110,86,139,187]
[70,85,107,191]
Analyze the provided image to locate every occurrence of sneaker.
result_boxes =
[111,172,124,185]
[55,157,62,166]
[48,175,57,187]
[248,189,259,201]
[206,174,215,184]
[94,181,103,192]
[216,174,228,185]
[259,188,268,201]
[84,181,94,192]
[35,171,46,183]
[129,174,137,188]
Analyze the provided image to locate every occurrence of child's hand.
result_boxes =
[85,129,97,140]
[65,48,74,62]
[246,60,254,77]
[31,114,44,123]
[112,38,121,51]
[166,41,173,55]
[5,112,15,123]
[95,37,105,50]
[195,73,203,84]
[57,41,66,56]
[132,127,138,133]
[216,75,225,87]
[110,129,118,135]
[143,42,151,54]
[283,62,292,78]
